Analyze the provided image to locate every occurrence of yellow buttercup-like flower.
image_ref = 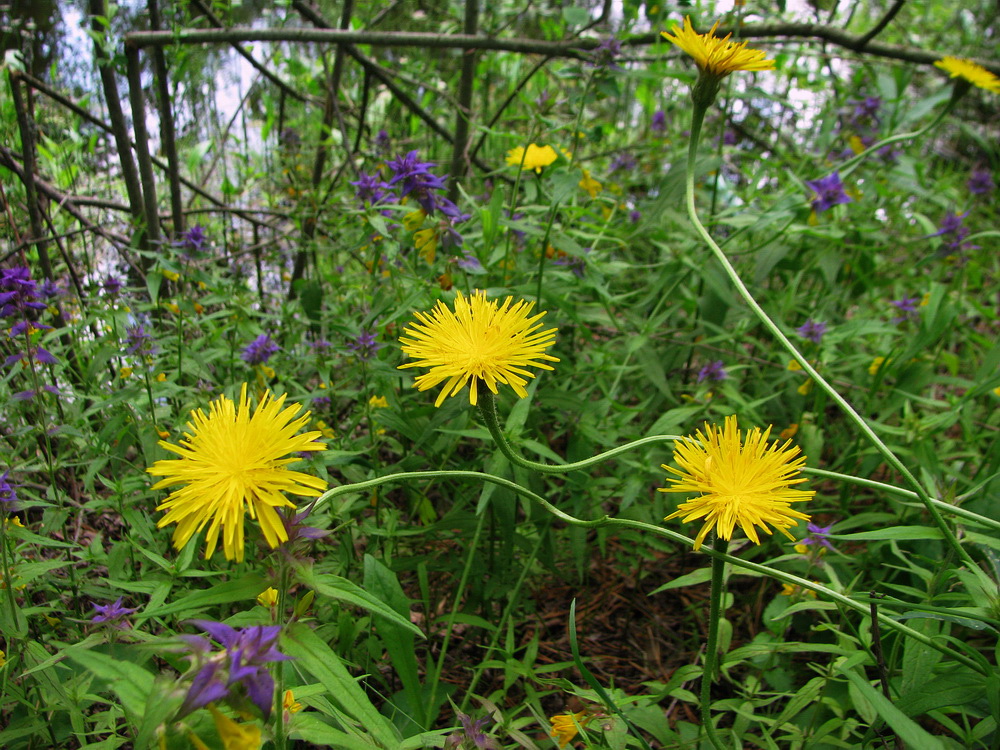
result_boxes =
[257,587,279,608]
[934,56,1000,94]
[662,17,775,78]
[398,290,559,407]
[661,415,813,550]
[147,384,326,562]
[506,143,558,173]
[549,711,592,748]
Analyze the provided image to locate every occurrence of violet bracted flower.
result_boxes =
[241,334,279,365]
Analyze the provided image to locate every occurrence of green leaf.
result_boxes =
[281,624,399,747]
[839,667,946,750]
[293,567,424,638]
[66,648,154,726]
[833,526,944,541]
[142,573,267,617]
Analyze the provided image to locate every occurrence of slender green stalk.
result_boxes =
[700,535,729,750]
[307,470,989,675]
[477,388,680,474]
[682,101,974,569]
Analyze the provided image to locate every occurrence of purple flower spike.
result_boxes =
[801,522,835,550]
[0,267,47,317]
[697,360,727,383]
[241,334,279,365]
[457,253,483,272]
[102,275,123,298]
[805,172,852,214]
[967,168,995,196]
[180,620,290,719]
[890,295,921,325]
[125,323,157,356]
[796,319,827,345]
[651,109,667,133]
[177,224,207,253]
[348,329,382,361]
[351,172,392,208]
[446,713,501,750]
[92,597,136,628]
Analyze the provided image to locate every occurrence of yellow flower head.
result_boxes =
[662,17,775,78]
[579,169,602,198]
[147,384,327,562]
[209,705,262,750]
[549,711,592,748]
[398,290,559,407]
[934,56,1000,94]
[283,689,303,714]
[257,587,279,608]
[660,415,813,550]
[506,143,558,173]
[369,395,389,409]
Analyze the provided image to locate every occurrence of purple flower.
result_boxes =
[445,713,501,750]
[968,168,995,196]
[805,172,852,214]
[796,319,827,345]
[697,360,727,383]
[180,620,290,719]
[348,329,382,361]
[0,267,47,317]
[351,171,392,207]
[927,211,977,255]
[849,96,881,130]
[38,278,63,301]
[800,522,835,550]
[241,334,279,365]
[609,152,637,174]
[374,128,391,153]
[651,109,667,133]
[386,150,449,215]
[0,471,19,506]
[931,211,968,237]
[457,253,483,272]
[125,323,157,356]
[890,295,921,324]
[722,130,737,146]
[553,252,586,279]
[102,275,123,298]
[590,36,622,69]
[629,210,641,224]
[92,597,136,628]
[178,225,207,252]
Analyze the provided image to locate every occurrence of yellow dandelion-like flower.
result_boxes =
[660,415,813,550]
[398,290,559,407]
[549,711,592,748]
[934,56,1000,94]
[662,17,775,78]
[506,143,558,173]
[147,384,326,562]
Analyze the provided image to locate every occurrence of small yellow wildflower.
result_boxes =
[579,170,601,198]
[920,293,931,307]
[780,583,817,598]
[0,649,5,668]
[257,587,279,608]
[313,419,335,439]
[506,144,558,173]
[156,373,167,382]
[157,428,170,439]
[549,711,591,748]
[994,386,1000,397]
[787,359,802,372]
[194,303,205,314]
[120,367,133,379]
[163,269,180,282]
[283,689,303,715]
[165,303,180,314]
[369,395,389,409]
[779,423,799,440]
[797,379,813,396]
[934,56,1000,94]
[414,227,438,264]
[404,209,427,232]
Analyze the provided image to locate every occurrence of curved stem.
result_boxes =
[306,470,989,675]
[477,388,680,474]
[700,535,729,750]
[683,102,975,569]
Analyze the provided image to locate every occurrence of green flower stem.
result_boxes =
[308,470,988,676]
[683,101,975,570]
[804,467,1000,533]
[477,388,680,474]
[700,535,729,750]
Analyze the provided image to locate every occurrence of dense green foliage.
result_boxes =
[1,0,999,748]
